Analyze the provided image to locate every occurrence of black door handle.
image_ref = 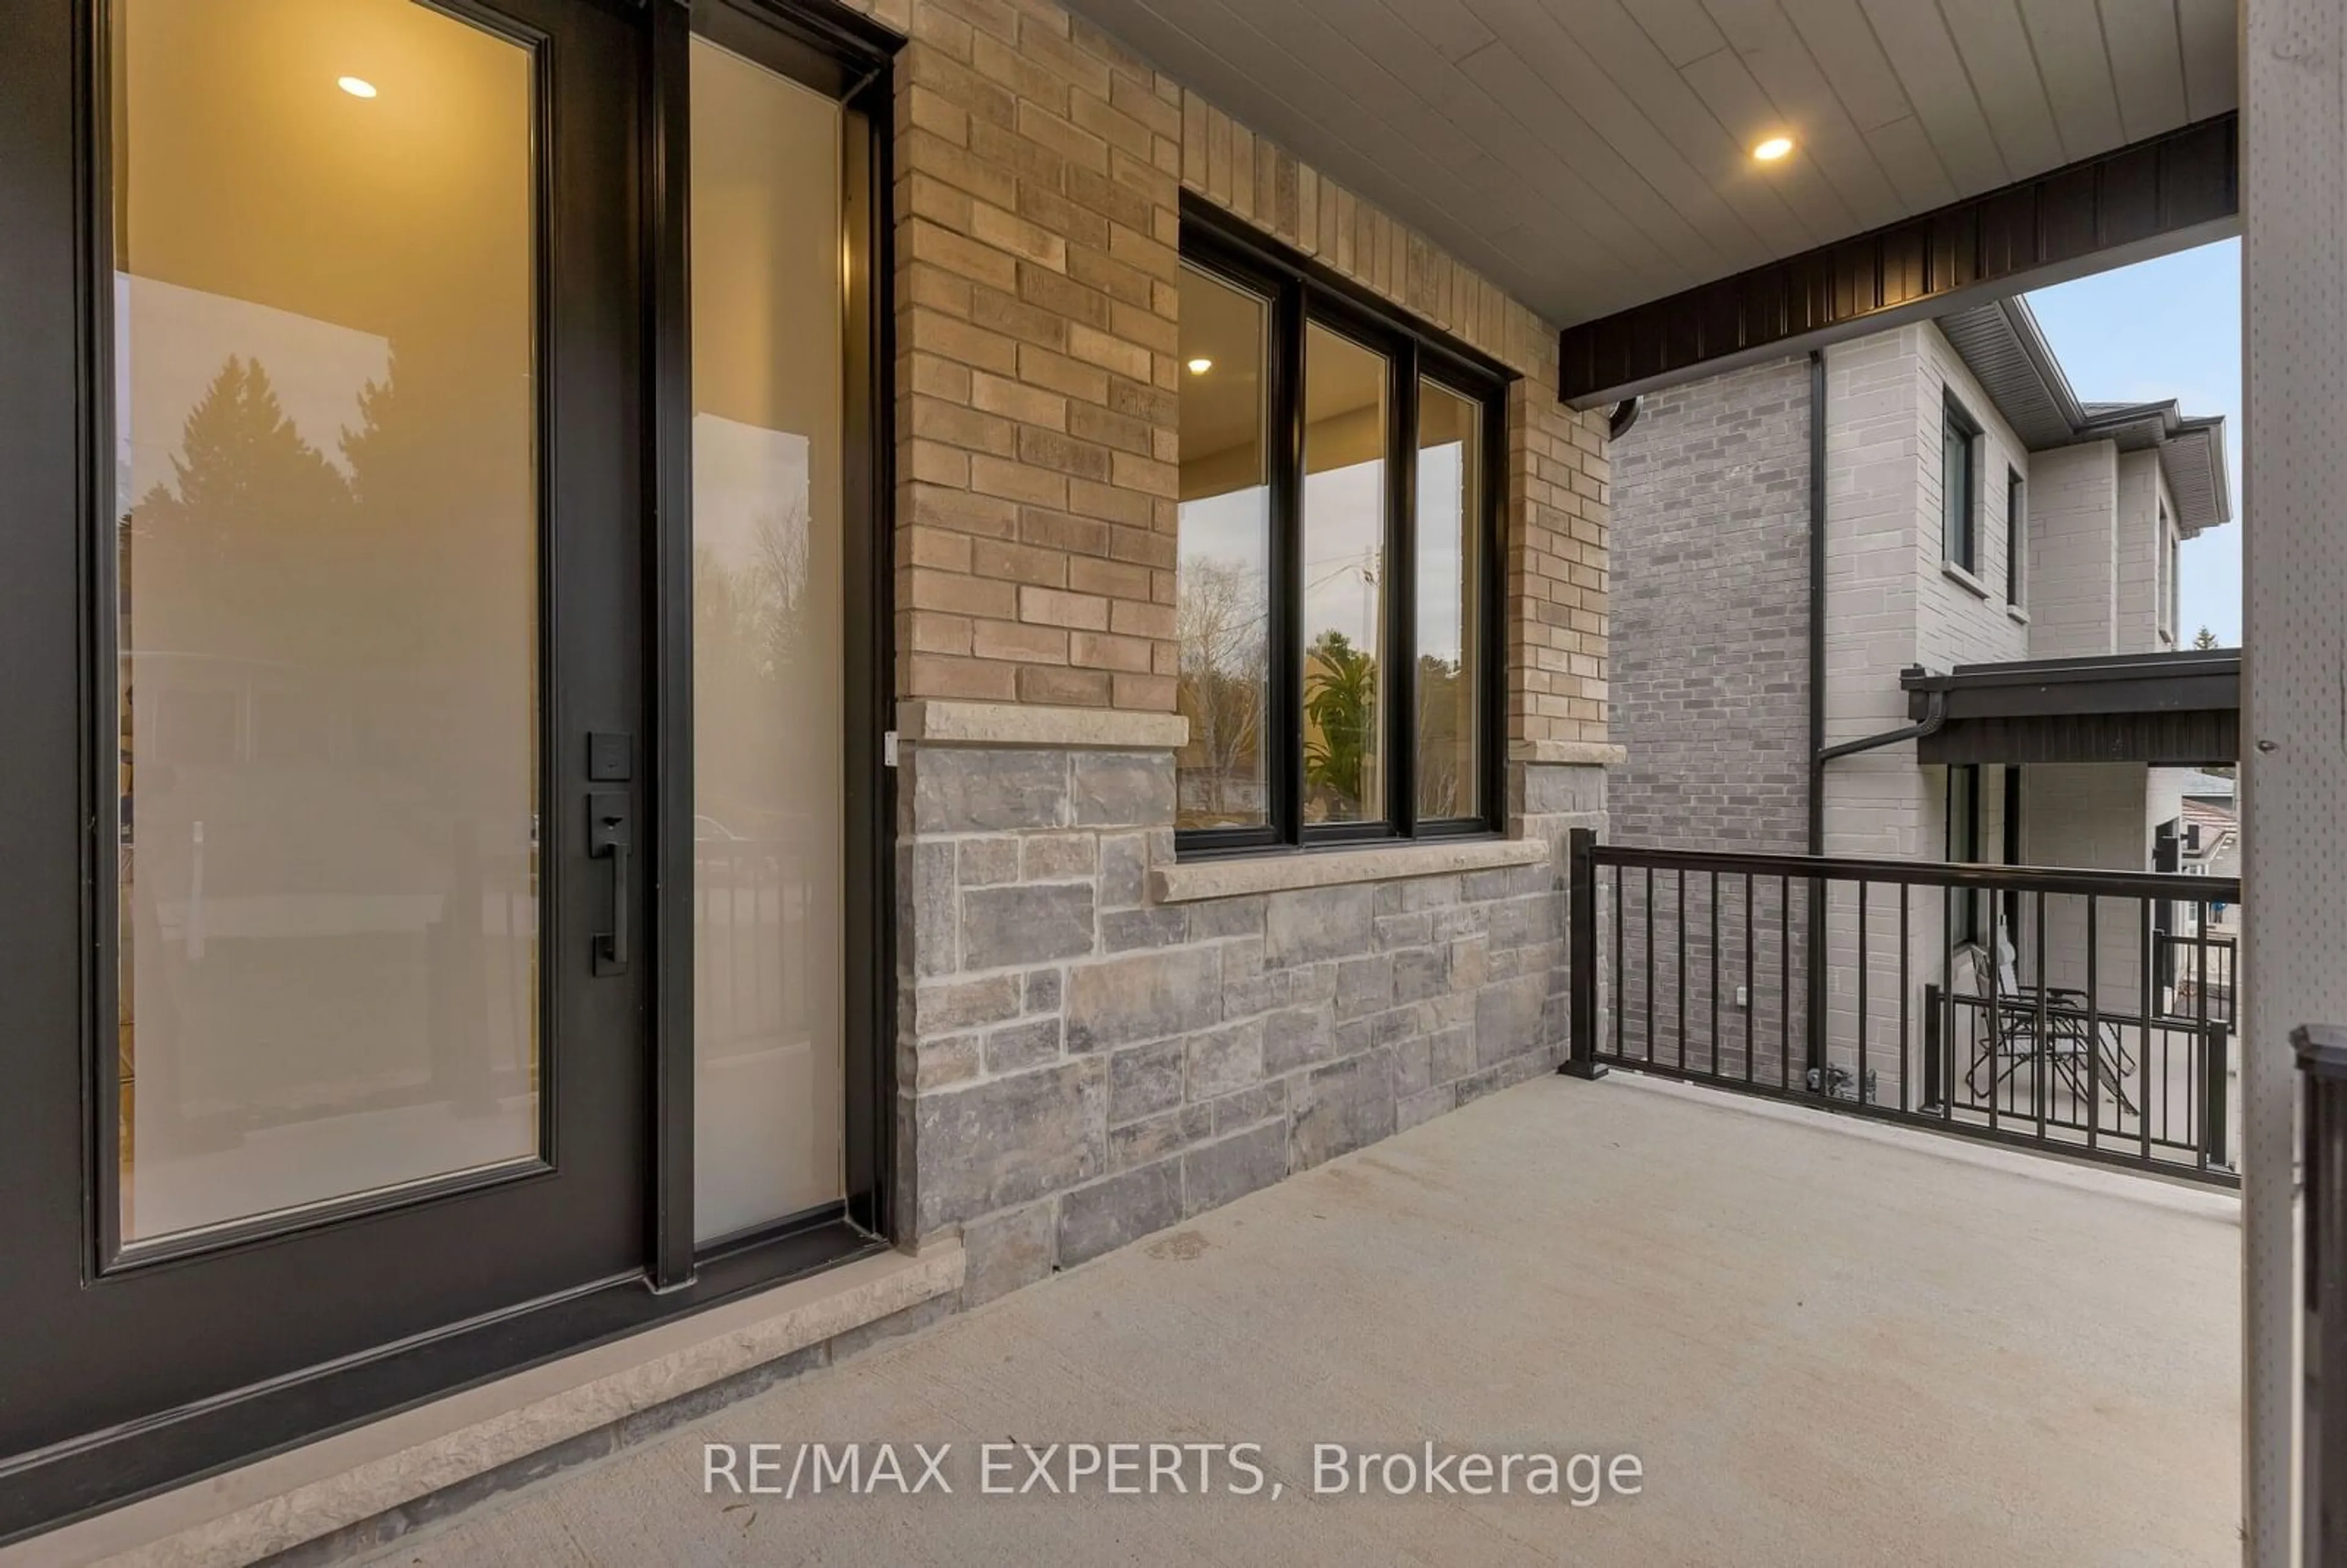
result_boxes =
[589,790,631,975]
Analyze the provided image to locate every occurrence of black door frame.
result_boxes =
[0,0,900,1543]
[646,0,900,1289]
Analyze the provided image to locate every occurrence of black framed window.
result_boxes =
[1941,390,1981,573]
[2005,467,2025,607]
[1174,203,1507,855]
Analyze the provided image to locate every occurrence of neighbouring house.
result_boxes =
[1611,299,2235,1099]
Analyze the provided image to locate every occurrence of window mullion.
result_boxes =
[1478,383,1506,831]
[1274,274,1307,849]
[1391,345,1419,838]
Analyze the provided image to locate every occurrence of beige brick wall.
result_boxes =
[853,0,1611,745]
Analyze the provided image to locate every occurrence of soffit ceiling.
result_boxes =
[1065,0,2239,326]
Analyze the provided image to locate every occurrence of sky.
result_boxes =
[2022,237,2243,645]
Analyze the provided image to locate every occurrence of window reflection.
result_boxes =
[1416,381,1480,819]
[1301,324,1387,825]
[111,0,540,1242]
[1174,265,1271,830]
[688,36,847,1240]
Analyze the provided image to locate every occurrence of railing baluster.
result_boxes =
[2086,896,2101,1154]
[1675,868,1688,1074]
[2139,900,2155,1167]
[1645,866,1655,1068]
[1942,883,1957,1124]
[1898,884,1911,1113]
[1856,878,1869,1105]
[2195,897,2214,1172]
[1779,874,1791,1090]
[1709,870,1721,1080]
[1744,873,1755,1087]
[1613,866,1625,1063]
[2031,889,2048,1145]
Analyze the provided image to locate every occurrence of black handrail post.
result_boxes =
[2297,1024,2347,1564]
[1922,983,1942,1113]
[2205,1024,2230,1171]
[1561,827,1609,1080]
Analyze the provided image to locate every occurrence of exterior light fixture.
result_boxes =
[337,76,378,98]
[1186,357,1212,375]
[1753,136,1793,162]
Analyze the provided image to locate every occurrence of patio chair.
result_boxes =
[1956,936,2137,1116]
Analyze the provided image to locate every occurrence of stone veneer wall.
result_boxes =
[899,745,1605,1303]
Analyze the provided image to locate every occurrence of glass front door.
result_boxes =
[0,0,894,1538]
[0,0,654,1476]
[111,0,550,1247]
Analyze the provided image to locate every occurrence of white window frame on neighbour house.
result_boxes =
[2159,500,2180,645]
[2005,466,2026,610]
[1941,390,1983,577]
[1172,202,1509,859]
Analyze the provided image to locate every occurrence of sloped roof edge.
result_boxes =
[1937,296,2232,536]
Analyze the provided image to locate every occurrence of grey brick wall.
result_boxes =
[896,740,1605,1306]
[1610,356,1812,855]
[1604,356,1814,1081]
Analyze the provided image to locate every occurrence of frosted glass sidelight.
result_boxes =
[688,38,848,1241]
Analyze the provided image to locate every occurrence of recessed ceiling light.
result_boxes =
[1186,357,1213,375]
[1753,136,1794,162]
[338,76,378,99]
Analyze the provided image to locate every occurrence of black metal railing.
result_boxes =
[1565,829,2240,1184]
[694,837,817,1052]
[2156,929,2238,1027]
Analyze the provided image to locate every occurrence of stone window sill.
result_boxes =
[2006,603,2029,625]
[1152,835,1548,903]
[1941,560,1994,600]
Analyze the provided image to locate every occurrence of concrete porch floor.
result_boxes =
[367,1073,2241,1568]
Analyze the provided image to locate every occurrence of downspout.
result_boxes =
[1807,348,1826,857]
[1818,688,1947,763]
[1805,350,1827,1082]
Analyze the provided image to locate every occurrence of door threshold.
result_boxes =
[4,1236,964,1568]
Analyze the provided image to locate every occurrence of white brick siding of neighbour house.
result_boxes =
[2117,450,2180,654]
[1818,323,2032,1104]
[2025,442,2121,658]
[2022,763,2153,1015]
[1912,321,2032,680]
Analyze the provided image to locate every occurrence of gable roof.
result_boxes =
[1936,296,2231,537]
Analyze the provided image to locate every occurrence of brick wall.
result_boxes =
[1611,354,1810,854]
[870,0,1612,744]
[2024,442,2120,658]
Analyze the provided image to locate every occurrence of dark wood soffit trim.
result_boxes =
[1916,710,2239,768]
[1558,112,2239,408]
